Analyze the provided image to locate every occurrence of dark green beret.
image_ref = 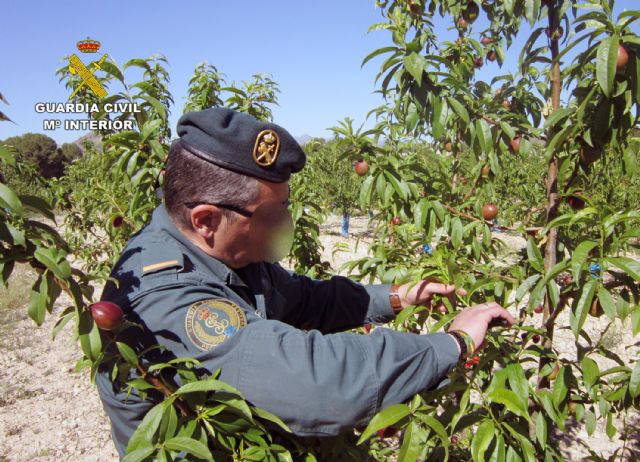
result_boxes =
[176,108,306,183]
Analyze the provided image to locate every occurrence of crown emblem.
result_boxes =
[76,36,101,53]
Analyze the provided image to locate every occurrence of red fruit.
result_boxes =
[473,56,484,68]
[89,301,125,331]
[509,137,521,153]
[161,168,167,177]
[377,427,397,438]
[487,50,497,62]
[532,334,541,343]
[457,17,469,29]
[567,195,585,210]
[451,435,459,444]
[391,216,402,226]
[462,1,480,23]
[409,0,423,16]
[481,203,498,221]
[481,164,491,177]
[362,324,372,334]
[501,98,512,109]
[112,216,124,228]
[354,159,369,176]
[471,355,481,365]
[616,44,629,73]
[480,36,493,46]
[444,142,453,152]
[534,304,544,314]
[563,274,573,286]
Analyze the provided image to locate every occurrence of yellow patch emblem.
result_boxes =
[185,299,247,351]
[253,129,280,167]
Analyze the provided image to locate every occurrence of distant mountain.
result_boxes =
[295,134,314,146]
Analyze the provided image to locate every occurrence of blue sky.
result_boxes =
[0,1,637,145]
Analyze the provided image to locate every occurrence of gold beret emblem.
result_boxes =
[253,129,280,167]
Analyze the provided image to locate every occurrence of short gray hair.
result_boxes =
[163,139,260,230]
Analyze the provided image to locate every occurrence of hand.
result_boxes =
[397,279,467,312]
[447,301,515,349]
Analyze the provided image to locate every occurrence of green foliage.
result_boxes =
[2,132,71,178]
[183,63,280,122]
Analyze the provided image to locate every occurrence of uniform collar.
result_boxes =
[151,203,249,288]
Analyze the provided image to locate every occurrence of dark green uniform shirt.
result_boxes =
[96,203,460,458]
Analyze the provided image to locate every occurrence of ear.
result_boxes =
[190,205,222,239]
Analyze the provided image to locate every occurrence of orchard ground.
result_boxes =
[0,213,638,462]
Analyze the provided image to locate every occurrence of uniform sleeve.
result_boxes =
[264,262,396,332]
[95,279,460,454]
[233,321,461,436]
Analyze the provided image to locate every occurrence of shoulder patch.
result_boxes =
[185,298,247,351]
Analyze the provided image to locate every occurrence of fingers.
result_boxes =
[424,282,463,296]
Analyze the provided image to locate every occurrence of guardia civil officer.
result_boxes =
[95,107,515,458]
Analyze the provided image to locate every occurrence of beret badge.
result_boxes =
[253,129,280,167]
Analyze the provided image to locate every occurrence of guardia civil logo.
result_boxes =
[185,299,247,351]
[35,37,139,132]
[68,37,109,100]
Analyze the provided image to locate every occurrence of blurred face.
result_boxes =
[183,179,292,269]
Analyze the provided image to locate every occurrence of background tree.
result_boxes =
[2,133,71,178]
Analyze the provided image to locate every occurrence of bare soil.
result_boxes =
[0,214,638,461]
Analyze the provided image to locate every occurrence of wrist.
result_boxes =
[447,330,475,361]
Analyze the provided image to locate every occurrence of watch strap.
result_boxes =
[389,284,403,313]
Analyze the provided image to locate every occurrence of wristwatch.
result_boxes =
[389,284,403,313]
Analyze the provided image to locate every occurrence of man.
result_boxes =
[95,107,514,458]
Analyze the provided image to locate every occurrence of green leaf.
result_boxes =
[117,342,139,367]
[571,241,598,282]
[476,119,493,154]
[585,410,597,436]
[361,46,398,68]
[126,399,172,453]
[596,35,619,97]
[605,257,640,281]
[164,437,213,461]
[597,286,616,321]
[27,274,47,326]
[33,247,71,280]
[544,107,572,129]
[471,419,495,462]
[0,183,23,215]
[488,389,530,421]
[122,446,156,462]
[506,363,529,406]
[629,360,640,398]
[526,237,544,273]
[252,406,292,433]
[570,279,597,337]
[516,275,541,302]
[404,53,426,86]
[582,357,600,389]
[535,412,547,446]
[398,421,423,462]
[552,366,568,406]
[446,97,470,124]
[451,217,463,249]
[357,404,410,444]
[174,378,241,396]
